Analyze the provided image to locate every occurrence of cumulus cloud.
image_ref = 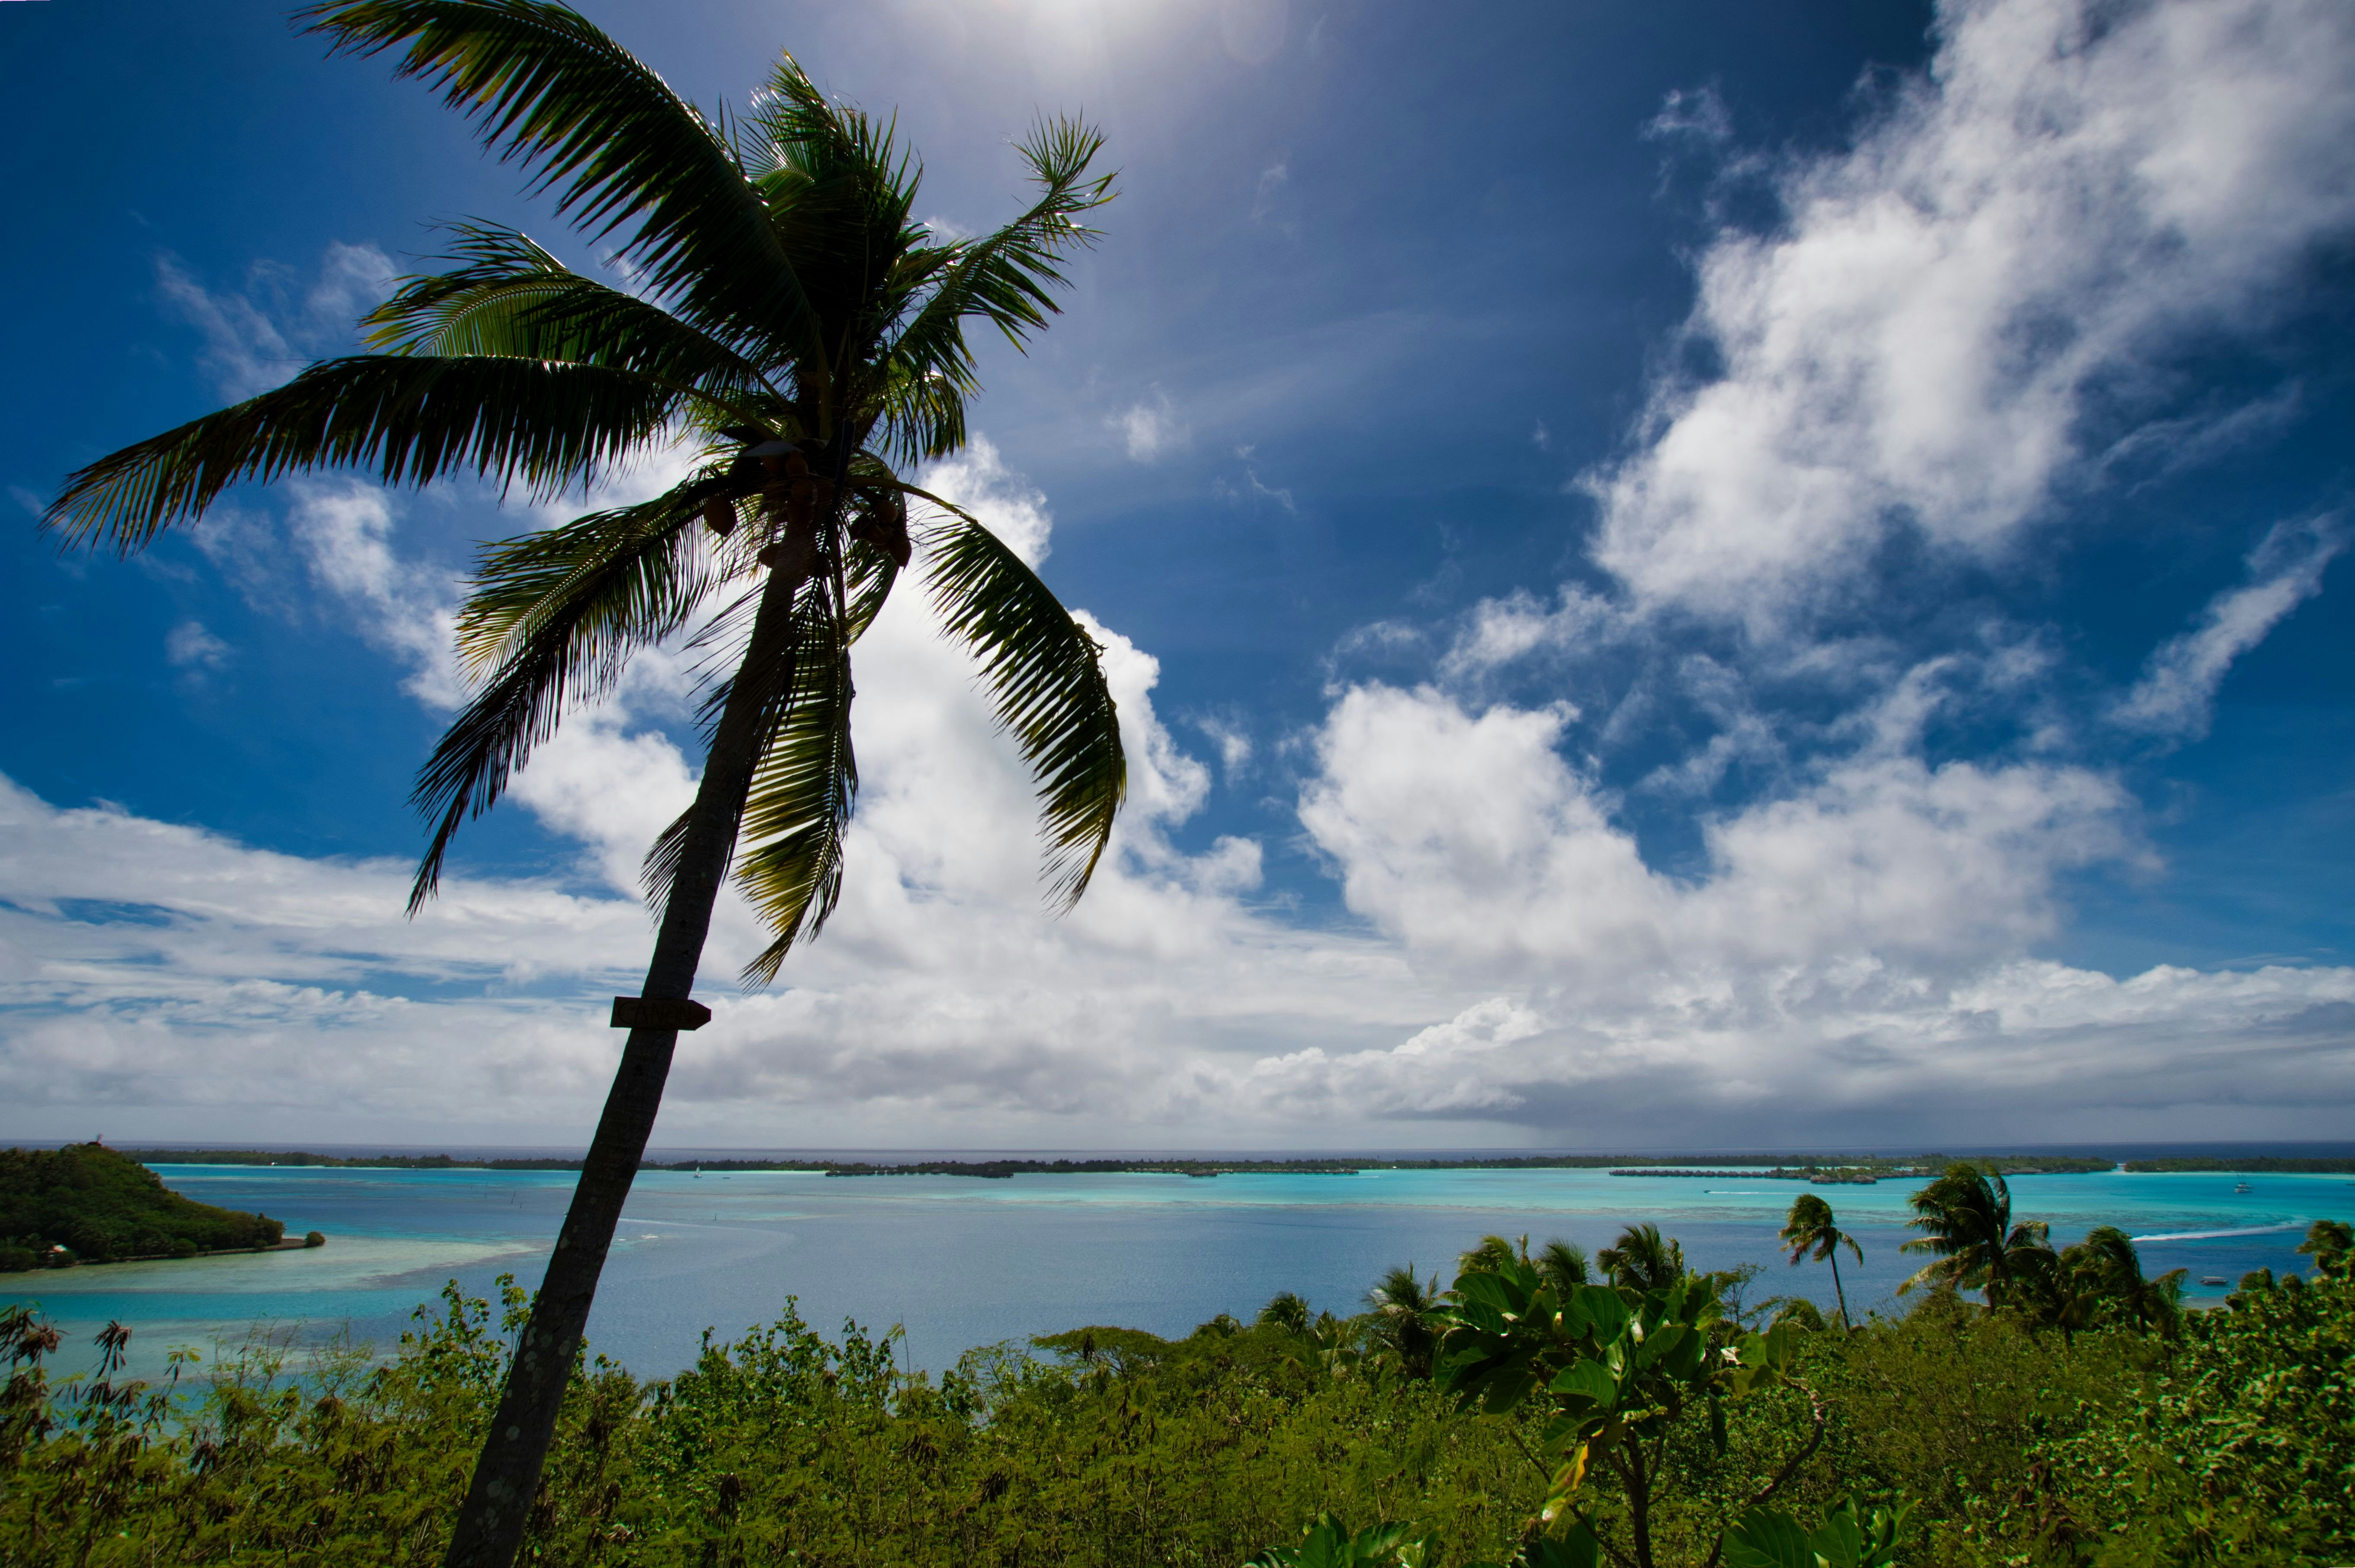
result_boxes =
[2111,513,2344,740]
[918,436,1053,564]
[1299,681,2130,980]
[1586,0,2355,627]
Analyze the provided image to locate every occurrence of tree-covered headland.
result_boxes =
[0,1144,288,1273]
[3,1164,2347,1567]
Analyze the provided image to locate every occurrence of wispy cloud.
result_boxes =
[1251,160,1289,222]
[163,621,230,672]
[1213,458,1296,514]
[156,242,395,401]
[2112,514,2345,741]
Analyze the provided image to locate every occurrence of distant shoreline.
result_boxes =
[63,1147,2355,1178]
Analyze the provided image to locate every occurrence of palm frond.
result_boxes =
[298,0,812,351]
[733,581,859,985]
[866,360,968,467]
[47,355,678,553]
[903,484,1124,908]
[409,486,712,910]
[875,117,1112,396]
[366,223,775,408]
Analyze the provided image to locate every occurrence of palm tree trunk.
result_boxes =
[1828,1251,1850,1330]
[441,549,812,1568]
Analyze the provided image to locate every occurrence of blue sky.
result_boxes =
[3,0,2351,1151]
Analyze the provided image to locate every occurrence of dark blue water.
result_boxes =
[10,1164,2349,1380]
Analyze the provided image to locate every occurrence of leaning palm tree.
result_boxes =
[44,5,1121,1565]
[1898,1163,2055,1307]
[1780,1193,1863,1329]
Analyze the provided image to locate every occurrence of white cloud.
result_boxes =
[283,483,467,707]
[1251,158,1290,220]
[2111,513,2344,740]
[1111,390,1190,463]
[1298,681,2130,980]
[1192,715,1254,781]
[5,641,2350,1144]
[157,242,396,401]
[1585,0,2355,627]
[13,306,2354,1155]
[1213,466,1297,514]
[1643,85,1732,146]
[1439,587,1628,682]
[919,436,1053,564]
[163,621,230,671]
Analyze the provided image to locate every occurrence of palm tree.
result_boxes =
[1457,1232,1589,1296]
[1364,1264,1444,1380]
[1899,1164,2055,1306]
[1257,1292,1312,1334]
[2066,1225,2185,1338]
[45,6,1121,1565]
[1535,1237,1591,1295]
[2297,1218,2352,1279]
[1780,1193,1863,1329]
[1597,1222,1686,1294]
[1456,1233,1524,1277]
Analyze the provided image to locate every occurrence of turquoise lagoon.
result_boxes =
[8,1161,2350,1381]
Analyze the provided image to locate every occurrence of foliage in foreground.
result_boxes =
[0,1218,2347,1567]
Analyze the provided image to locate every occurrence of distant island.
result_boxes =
[0,1143,318,1272]
[81,1146,2274,1180]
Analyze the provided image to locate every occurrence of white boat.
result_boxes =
[2233,1181,2252,1193]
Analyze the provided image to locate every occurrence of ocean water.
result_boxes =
[9,1162,2350,1382]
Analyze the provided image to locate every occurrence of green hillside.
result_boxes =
[0,1142,284,1271]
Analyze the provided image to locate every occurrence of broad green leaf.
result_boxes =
[1525,1523,1604,1568]
[1634,1321,1690,1371]
[1571,1285,1629,1342]
[1722,1507,1817,1568]
[1548,1358,1618,1407]
[1808,1511,1865,1568]
[1454,1271,1524,1316]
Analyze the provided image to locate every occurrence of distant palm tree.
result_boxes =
[1598,1222,1686,1294]
[2066,1225,2185,1338]
[1457,1233,1524,1277]
[1899,1164,2055,1306]
[1780,1193,1863,1329]
[2297,1219,2352,1278]
[1257,1292,1312,1334]
[46,6,1120,1565]
[1535,1238,1592,1295]
[1365,1264,1444,1380]
[1455,1232,1589,1297]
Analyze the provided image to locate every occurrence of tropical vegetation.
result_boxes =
[0,1144,284,1273]
[44,2,1124,1559]
[3,1182,2346,1566]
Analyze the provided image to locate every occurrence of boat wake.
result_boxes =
[2129,1222,2303,1243]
